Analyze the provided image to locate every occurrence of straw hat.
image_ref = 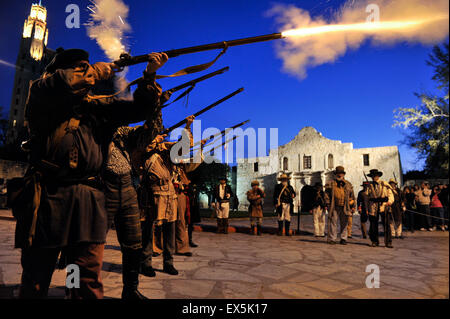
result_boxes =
[277,173,291,181]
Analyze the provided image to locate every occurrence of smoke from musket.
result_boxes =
[268,0,449,79]
[86,0,131,94]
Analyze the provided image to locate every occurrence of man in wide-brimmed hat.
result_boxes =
[273,174,296,236]
[324,166,356,245]
[247,180,266,235]
[357,181,371,239]
[388,178,405,239]
[366,169,395,248]
[212,176,234,234]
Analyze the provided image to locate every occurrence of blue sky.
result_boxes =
[1,0,447,172]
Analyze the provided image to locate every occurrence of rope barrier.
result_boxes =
[404,209,449,222]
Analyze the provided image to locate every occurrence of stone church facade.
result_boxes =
[236,127,403,212]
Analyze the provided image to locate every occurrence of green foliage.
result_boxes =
[393,41,449,177]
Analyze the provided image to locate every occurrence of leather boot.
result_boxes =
[188,226,198,247]
[361,223,367,239]
[122,249,148,300]
[257,224,262,236]
[277,221,283,236]
[285,221,291,236]
[216,218,222,234]
[223,219,229,234]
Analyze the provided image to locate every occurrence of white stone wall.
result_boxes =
[236,127,403,211]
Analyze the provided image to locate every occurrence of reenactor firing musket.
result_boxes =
[113,33,284,68]
[160,88,244,135]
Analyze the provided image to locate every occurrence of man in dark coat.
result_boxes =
[273,174,296,236]
[187,184,201,247]
[18,48,163,299]
[212,177,234,234]
[357,182,371,239]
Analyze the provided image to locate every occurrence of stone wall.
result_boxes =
[236,127,403,212]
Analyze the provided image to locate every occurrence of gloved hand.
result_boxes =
[144,52,168,76]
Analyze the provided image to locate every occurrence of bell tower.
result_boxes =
[24,1,49,61]
[7,1,54,145]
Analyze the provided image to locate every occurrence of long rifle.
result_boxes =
[191,119,250,148]
[206,135,239,153]
[163,66,229,96]
[363,171,370,183]
[113,33,284,67]
[161,88,244,135]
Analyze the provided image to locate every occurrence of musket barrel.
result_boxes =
[161,88,244,135]
[165,33,283,58]
[165,67,229,94]
[114,33,284,67]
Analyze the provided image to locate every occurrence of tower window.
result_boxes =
[254,162,259,172]
[16,87,20,94]
[363,154,370,166]
[303,156,312,170]
[328,154,334,169]
[283,157,289,171]
[14,109,18,116]
[16,98,19,105]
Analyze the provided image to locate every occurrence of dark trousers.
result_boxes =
[431,207,445,227]
[141,218,175,267]
[188,223,194,243]
[19,243,104,299]
[104,173,143,289]
[404,207,415,231]
[369,212,392,245]
[417,204,431,229]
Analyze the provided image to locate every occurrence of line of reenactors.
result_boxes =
[245,166,405,248]
[10,49,209,299]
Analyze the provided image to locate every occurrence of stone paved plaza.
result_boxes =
[0,209,448,299]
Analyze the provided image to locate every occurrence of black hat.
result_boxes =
[361,181,370,187]
[218,176,227,181]
[45,48,89,73]
[367,169,383,178]
[334,166,346,175]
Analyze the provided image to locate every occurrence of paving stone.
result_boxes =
[246,264,298,280]
[193,267,261,283]
[270,283,330,298]
[0,213,448,299]
[302,278,353,293]
[168,280,216,298]
[222,281,262,298]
